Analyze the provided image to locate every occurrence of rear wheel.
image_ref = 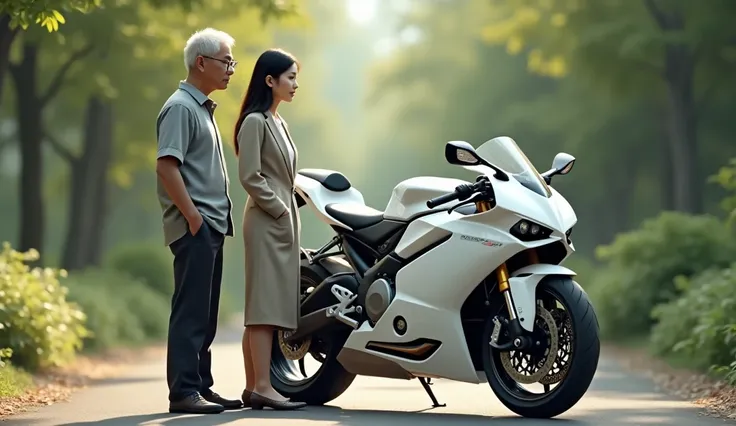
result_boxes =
[269,260,357,405]
[482,276,600,418]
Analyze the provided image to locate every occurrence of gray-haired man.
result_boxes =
[156,27,241,414]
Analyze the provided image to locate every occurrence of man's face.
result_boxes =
[199,43,236,91]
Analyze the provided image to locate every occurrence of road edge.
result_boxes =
[604,343,736,421]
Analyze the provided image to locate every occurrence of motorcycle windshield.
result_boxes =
[475,136,552,198]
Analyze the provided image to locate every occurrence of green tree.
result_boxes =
[5,0,294,258]
[481,0,736,214]
[0,0,100,30]
[0,1,103,110]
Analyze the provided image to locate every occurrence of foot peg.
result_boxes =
[326,285,359,329]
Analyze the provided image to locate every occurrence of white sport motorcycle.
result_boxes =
[271,136,599,419]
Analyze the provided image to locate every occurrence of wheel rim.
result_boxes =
[270,274,330,387]
[489,286,575,402]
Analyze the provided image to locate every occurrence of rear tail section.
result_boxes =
[295,169,368,229]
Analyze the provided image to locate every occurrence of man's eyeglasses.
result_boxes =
[202,55,238,70]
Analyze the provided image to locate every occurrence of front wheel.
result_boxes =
[269,260,357,405]
[482,276,600,418]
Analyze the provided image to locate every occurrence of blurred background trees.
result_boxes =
[1,0,735,396]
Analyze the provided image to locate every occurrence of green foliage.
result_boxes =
[587,212,736,338]
[62,268,170,351]
[0,0,290,32]
[0,347,12,367]
[0,243,88,371]
[105,243,174,298]
[481,0,736,95]
[650,264,736,382]
[0,358,33,398]
[0,0,101,31]
[710,157,736,224]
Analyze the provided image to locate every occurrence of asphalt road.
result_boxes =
[5,326,730,426]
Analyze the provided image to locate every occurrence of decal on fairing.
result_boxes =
[460,234,503,247]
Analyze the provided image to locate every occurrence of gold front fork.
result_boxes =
[475,200,493,212]
[495,249,539,320]
[495,263,516,320]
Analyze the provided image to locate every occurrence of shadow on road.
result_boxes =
[86,376,161,387]
[43,404,712,426]
[2,335,722,426]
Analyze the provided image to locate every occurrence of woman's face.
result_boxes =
[269,63,299,103]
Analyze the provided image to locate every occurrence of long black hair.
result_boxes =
[233,48,299,156]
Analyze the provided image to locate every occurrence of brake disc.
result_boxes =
[539,308,574,385]
[500,305,559,384]
[277,330,311,361]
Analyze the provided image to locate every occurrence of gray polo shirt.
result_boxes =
[156,81,233,246]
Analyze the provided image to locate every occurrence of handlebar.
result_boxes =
[426,179,490,209]
[426,191,461,209]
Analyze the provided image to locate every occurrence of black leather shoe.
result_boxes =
[169,392,224,414]
[203,391,244,410]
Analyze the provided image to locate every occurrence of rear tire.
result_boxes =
[270,259,357,405]
[483,276,600,418]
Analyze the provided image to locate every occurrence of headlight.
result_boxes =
[510,219,552,242]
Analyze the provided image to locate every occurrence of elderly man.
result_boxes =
[155,28,241,414]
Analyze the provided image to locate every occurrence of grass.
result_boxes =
[0,363,33,398]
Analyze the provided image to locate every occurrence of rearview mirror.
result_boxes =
[541,152,576,184]
[552,152,575,175]
[445,140,481,166]
[443,140,510,181]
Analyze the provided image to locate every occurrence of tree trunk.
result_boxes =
[11,42,44,254]
[664,45,700,213]
[659,108,675,211]
[643,0,701,213]
[61,96,114,271]
[0,14,19,109]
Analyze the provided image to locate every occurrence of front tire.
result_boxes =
[269,259,357,405]
[482,276,600,418]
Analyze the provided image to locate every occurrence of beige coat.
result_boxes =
[238,111,301,330]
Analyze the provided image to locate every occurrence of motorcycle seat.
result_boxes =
[325,203,384,229]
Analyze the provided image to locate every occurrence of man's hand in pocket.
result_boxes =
[188,212,204,235]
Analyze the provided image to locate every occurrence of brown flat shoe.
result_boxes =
[241,389,252,408]
[250,392,306,411]
[243,389,290,408]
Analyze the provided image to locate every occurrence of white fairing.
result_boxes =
[383,176,471,220]
[507,264,576,331]
[299,137,580,384]
[343,195,576,383]
[294,170,366,230]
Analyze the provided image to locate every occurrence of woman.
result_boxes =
[233,48,306,411]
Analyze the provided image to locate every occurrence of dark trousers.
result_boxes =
[167,220,224,402]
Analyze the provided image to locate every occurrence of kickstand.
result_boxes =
[418,377,446,408]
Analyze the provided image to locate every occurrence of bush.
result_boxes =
[710,157,736,225]
[0,243,89,371]
[61,268,171,351]
[587,212,736,339]
[105,242,174,297]
[650,264,736,380]
[0,349,33,397]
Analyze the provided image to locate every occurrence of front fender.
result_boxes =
[507,264,577,332]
